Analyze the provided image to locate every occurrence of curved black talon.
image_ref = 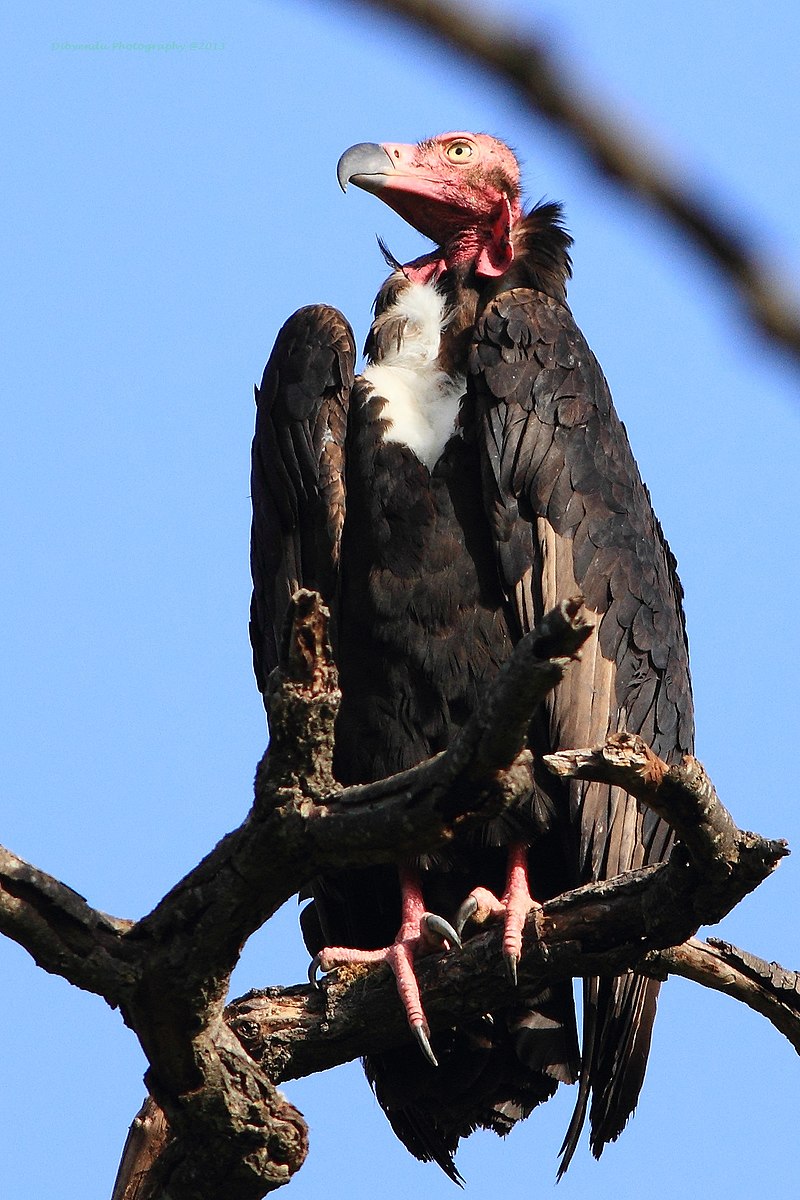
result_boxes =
[454,895,478,938]
[412,1021,439,1068]
[308,954,324,988]
[422,911,462,950]
[505,951,519,987]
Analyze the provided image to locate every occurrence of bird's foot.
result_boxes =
[309,874,460,1067]
[455,842,540,986]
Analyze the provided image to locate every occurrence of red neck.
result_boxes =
[402,195,518,284]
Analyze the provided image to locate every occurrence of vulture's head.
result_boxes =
[337,132,523,278]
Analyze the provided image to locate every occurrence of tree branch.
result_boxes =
[227,738,788,1083]
[343,0,800,367]
[107,926,800,1198]
[1,594,793,1199]
[647,937,800,1053]
[1,593,593,1200]
[0,845,135,1002]
[543,734,788,923]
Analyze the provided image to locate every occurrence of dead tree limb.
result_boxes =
[342,0,800,367]
[228,735,788,1082]
[647,937,800,1053]
[111,701,791,1198]
[1,594,593,1200]
[543,735,785,924]
[0,592,793,1199]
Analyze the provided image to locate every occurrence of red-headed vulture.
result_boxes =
[250,132,693,1180]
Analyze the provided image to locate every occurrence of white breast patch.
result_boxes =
[362,281,465,470]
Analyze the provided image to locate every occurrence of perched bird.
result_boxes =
[250,132,693,1179]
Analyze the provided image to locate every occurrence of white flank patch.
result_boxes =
[362,281,465,470]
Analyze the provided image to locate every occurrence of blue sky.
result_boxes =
[1,1,799,1196]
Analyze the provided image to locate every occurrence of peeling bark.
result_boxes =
[0,593,795,1200]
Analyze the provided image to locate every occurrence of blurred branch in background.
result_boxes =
[346,0,800,369]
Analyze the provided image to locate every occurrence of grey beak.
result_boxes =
[337,142,395,194]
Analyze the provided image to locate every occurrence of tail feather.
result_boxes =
[559,972,659,1176]
[557,977,598,1178]
[589,975,659,1155]
[367,981,578,1182]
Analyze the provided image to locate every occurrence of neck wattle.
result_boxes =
[401,252,447,285]
[399,197,519,284]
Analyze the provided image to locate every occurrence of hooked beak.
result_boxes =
[337,142,396,195]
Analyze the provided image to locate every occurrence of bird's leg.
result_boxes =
[455,841,541,985]
[309,864,461,1066]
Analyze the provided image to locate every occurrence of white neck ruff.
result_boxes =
[362,280,465,469]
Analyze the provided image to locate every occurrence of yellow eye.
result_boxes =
[445,140,474,163]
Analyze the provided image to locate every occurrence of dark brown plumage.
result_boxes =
[250,133,693,1179]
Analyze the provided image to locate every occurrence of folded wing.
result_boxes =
[470,287,694,1167]
[249,304,354,692]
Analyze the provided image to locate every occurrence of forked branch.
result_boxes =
[3,594,595,1200]
[107,595,790,1199]
[0,592,793,1200]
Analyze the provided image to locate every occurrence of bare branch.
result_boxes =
[224,731,790,1095]
[111,1098,170,1200]
[229,804,787,1085]
[2,593,592,1200]
[1,593,791,1200]
[467,595,592,772]
[0,845,134,1003]
[544,734,746,867]
[126,923,800,1196]
[343,0,800,366]
[647,937,800,1052]
[544,733,789,923]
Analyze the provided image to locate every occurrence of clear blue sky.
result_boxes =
[2,2,799,1196]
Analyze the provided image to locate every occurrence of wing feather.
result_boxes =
[249,304,354,694]
[470,287,693,1164]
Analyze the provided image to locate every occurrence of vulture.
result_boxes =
[250,132,693,1179]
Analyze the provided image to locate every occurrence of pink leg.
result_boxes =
[455,841,541,984]
[312,865,460,1065]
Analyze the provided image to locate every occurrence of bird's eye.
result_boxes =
[445,140,474,163]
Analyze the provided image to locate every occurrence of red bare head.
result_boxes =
[337,132,523,279]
